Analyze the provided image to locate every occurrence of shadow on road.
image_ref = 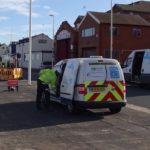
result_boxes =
[0,101,112,132]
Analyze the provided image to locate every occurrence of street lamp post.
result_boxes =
[49,14,54,68]
[28,0,32,85]
[110,0,113,59]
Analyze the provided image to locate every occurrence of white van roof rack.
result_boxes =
[90,56,103,58]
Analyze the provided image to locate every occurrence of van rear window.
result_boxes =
[85,63,106,81]
[85,61,120,81]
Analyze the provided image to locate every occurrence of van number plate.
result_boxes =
[88,87,105,92]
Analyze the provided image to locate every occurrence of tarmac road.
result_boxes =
[126,83,150,109]
[0,80,149,150]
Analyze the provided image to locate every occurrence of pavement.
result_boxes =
[0,80,150,150]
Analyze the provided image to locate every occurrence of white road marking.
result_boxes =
[127,104,150,114]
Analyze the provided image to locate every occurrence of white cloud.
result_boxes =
[14,24,51,40]
[0,16,9,21]
[43,5,58,16]
[0,31,11,36]
[43,6,51,10]
[20,23,51,35]
[0,0,39,17]
[0,30,19,44]
[0,22,52,44]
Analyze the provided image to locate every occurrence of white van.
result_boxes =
[52,57,126,113]
[123,49,150,84]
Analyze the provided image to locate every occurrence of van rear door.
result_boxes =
[83,60,125,102]
[83,60,108,101]
[60,59,80,100]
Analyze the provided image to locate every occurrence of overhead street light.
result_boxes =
[110,0,113,59]
[28,0,32,85]
[49,14,54,68]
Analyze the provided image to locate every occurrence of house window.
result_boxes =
[36,54,40,60]
[82,27,95,37]
[38,39,47,43]
[113,27,119,36]
[109,26,119,36]
[113,50,120,59]
[104,49,110,58]
[132,28,141,38]
[104,49,119,59]
[24,54,26,61]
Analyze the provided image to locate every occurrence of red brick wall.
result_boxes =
[55,21,78,62]
[100,24,150,49]
[100,24,150,63]
[78,14,100,57]
[78,14,150,64]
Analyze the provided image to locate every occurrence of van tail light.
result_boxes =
[78,84,87,95]
[122,81,126,93]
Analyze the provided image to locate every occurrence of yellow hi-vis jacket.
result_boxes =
[38,69,57,91]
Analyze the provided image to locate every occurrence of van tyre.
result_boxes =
[109,106,122,114]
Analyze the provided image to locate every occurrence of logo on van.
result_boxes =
[109,66,120,79]
[67,63,74,74]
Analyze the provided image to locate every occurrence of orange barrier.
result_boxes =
[0,68,23,80]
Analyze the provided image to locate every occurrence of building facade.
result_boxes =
[78,11,150,64]
[54,1,150,64]
[55,21,78,62]
[112,1,150,22]
[16,33,53,69]
[0,43,9,64]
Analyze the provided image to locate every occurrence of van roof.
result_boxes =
[132,49,150,52]
[66,57,119,63]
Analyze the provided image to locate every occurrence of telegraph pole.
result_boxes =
[110,0,113,59]
[28,0,32,85]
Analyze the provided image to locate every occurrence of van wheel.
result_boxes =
[109,107,122,114]
[67,103,76,114]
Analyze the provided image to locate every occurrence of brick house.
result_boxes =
[112,1,150,22]
[55,21,79,62]
[78,11,150,64]
[55,1,150,64]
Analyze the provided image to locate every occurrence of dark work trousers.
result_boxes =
[36,79,50,109]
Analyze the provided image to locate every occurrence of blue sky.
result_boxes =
[0,0,149,44]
